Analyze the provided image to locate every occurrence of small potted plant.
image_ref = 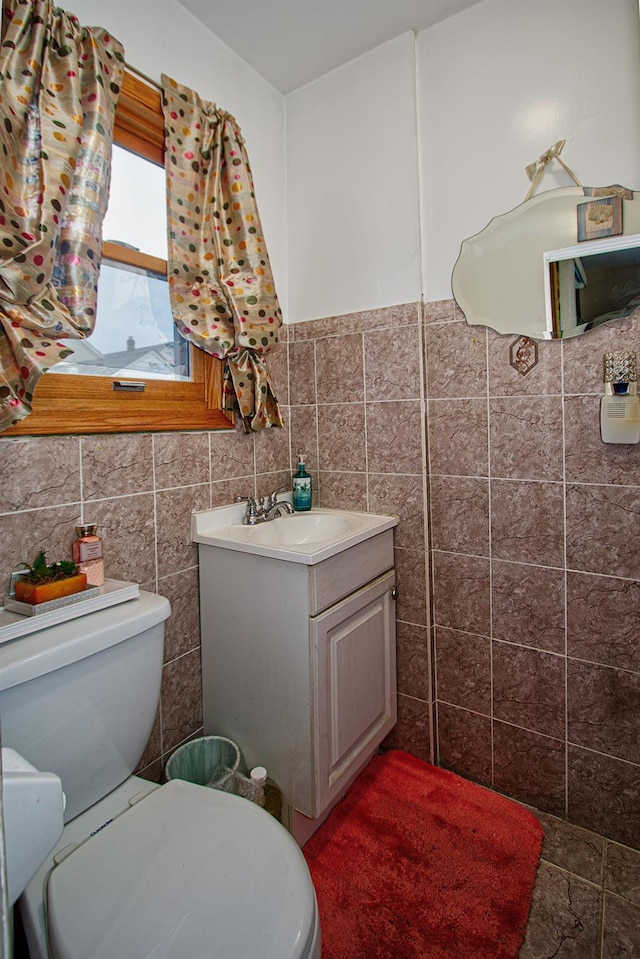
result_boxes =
[14,551,88,605]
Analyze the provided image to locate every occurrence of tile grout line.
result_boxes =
[362,329,370,512]
[560,338,570,822]
[151,434,160,595]
[78,436,85,525]
[486,327,495,790]
[417,303,435,764]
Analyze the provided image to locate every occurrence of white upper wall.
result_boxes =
[68,0,289,316]
[286,33,421,323]
[286,0,640,317]
[68,0,640,321]
[419,0,640,301]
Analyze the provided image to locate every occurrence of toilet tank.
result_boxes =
[0,591,170,823]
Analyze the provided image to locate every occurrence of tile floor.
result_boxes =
[13,808,640,958]
[521,809,640,958]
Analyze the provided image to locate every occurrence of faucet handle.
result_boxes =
[236,495,258,514]
[267,485,288,508]
[236,495,260,525]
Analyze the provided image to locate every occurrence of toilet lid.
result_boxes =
[47,779,317,959]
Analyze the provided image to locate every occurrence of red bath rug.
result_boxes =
[303,750,542,959]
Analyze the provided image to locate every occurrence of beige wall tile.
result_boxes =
[159,567,201,663]
[564,394,639,485]
[315,332,364,404]
[432,552,490,635]
[567,572,640,671]
[94,493,157,583]
[154,433,210,489]
[368,473,424,550]
[289,340,316,406]
[425,320,487,398]
[0,504,81,601]
[364,325,422,401]
[492,561,565,654]
[491,479,565,568]
[490,395,564,482]
[428,397,488,477]
[366,400,423,474]
[317,471,367,510]
[81,433,154,500]
[0,436,80,512]
[156,484,209,579]
[429,475,489,556]
[209,425,255,481]
[254,412,291,475]
[317,402,366,471]
[160,648,203,754]
[396,621,430,700]
[566,483,640,579]
[435,627,491,714]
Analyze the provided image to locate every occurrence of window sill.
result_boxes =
[3,350,234,436]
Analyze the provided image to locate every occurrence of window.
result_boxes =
[6,70,233,436]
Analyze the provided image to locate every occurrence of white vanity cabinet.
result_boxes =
[197,527,397,839]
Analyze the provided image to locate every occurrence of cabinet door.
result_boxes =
[311,570,397,817]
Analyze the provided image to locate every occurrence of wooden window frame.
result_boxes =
[6,70,233,436]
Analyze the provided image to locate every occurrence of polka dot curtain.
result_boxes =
[0,0,124,431]
[162,75,284,433]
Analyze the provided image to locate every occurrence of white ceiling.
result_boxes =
[176,0,485,93]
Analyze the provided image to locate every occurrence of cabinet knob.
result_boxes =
[391,588,398,601]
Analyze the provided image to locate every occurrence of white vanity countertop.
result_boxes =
[191,504,398,565]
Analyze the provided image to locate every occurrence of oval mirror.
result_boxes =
[452,186,640,340]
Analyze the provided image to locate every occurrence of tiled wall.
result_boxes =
[426,300,640,852]
[0,332,292,780]
[287,303,433,760]
[2,301,638,852]
[285,297,640,852]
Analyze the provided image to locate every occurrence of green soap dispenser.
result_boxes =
[292,454,312,511]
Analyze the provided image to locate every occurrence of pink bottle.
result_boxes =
[72,524,105,587]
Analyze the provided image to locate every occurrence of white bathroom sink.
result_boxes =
[247,512,353,545]
[191,504,397,564]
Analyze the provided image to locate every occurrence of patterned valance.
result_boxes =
[0,0,124,431]
[162,75,283,432]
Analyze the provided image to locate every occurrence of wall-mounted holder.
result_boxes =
[600,351,640,444]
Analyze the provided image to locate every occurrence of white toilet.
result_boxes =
[0,590,321,959]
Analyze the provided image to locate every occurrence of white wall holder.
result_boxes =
[600,350,640,444]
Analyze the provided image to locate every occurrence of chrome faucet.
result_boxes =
[236,495,260,525]
[264,499,295,521]
[236,486,294,525]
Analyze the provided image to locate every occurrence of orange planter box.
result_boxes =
[15,573,88,605]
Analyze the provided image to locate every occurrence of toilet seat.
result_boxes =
[46,779,319,959]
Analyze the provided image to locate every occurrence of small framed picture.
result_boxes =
[577,195,623,242]
[584,184,633,199]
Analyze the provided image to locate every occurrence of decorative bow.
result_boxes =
[524,139,582,200]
